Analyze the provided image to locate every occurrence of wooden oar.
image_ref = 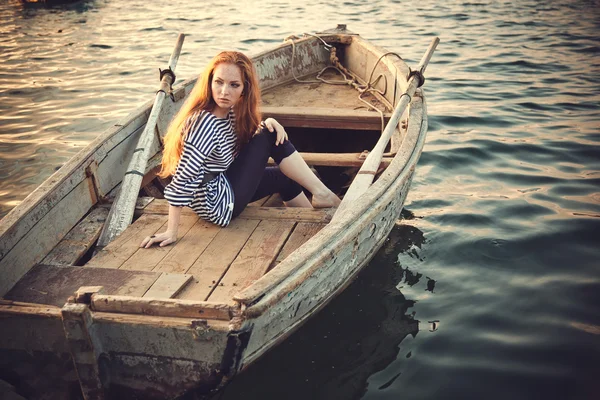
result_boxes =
[333,37,439,219]
[97,33,185,248]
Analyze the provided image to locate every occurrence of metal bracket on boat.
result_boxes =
[191,319,210,339]
[158,67,176,101]
[407,68,425,88]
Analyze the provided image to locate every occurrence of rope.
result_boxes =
[285,34,408,134]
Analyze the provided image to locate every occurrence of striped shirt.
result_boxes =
[164,109,238,226]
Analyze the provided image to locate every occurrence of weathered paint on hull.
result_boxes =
[0,302,236,399]
[0,307,79,399]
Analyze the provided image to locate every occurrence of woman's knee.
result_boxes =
[248,126,296,163]
[249,127,276,148]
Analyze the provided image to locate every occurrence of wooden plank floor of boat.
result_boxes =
[262,70,388,111]
[80,195,330,303]
[5,195,330,306]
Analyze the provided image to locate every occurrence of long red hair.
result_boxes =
[159,51,261,178]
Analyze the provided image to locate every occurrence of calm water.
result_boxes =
[1,0,599,399]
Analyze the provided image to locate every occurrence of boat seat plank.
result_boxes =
[261,106,390,131]
[207,220,295,304]
[141,199,334,222]
[271,222,326,270]
[237,207,333,222]
[119,215,198,271]
[85,214,167,269]
[142,273,193,299]
[175,218,260,301]
[268,152,394,168]
[41,207,109,266]
[3,264,160,307]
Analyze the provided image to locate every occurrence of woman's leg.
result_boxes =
[226,128,339,217]
[250,167,311,208]
[227,129,303,217]
[285,192,312,208]
[279,152,341,208]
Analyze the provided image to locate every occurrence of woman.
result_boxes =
[141,51,340,248]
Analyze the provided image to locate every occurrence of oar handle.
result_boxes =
[168,33,185,71]
[158,33,185,94]
[416,37,440,74]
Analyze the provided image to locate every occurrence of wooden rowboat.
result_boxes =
[0,26,434,399]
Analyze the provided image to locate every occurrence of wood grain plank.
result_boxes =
[141,199,334,222]
[91,294,234,320]
[0,178,94,296]
[207,220,295,304]
[268,152,393,168]
[4,265,160,306]
[142,273,193,299]
[238,207,333,222]
[261,106,390,130]
[175,218,260,301]
[274,222,326,265]
[42,207,109,266]
[153,219,221,274]
[85,214,167,269]
[119,215,198,271]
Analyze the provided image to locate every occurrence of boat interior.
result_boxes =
[4,68,398,308]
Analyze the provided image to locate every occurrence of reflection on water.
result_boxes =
[0,0,599,399]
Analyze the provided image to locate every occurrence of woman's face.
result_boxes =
[211,63,244,114]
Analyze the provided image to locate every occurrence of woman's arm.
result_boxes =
[141,114,219,248]
[140,204,181,248]
[263,117,288,145]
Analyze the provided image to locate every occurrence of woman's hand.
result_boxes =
[140,230,177,248]
[264,117,288,146]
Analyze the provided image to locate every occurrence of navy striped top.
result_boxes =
[164,109,238,227]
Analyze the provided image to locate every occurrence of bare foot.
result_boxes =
[312,190,341,208]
